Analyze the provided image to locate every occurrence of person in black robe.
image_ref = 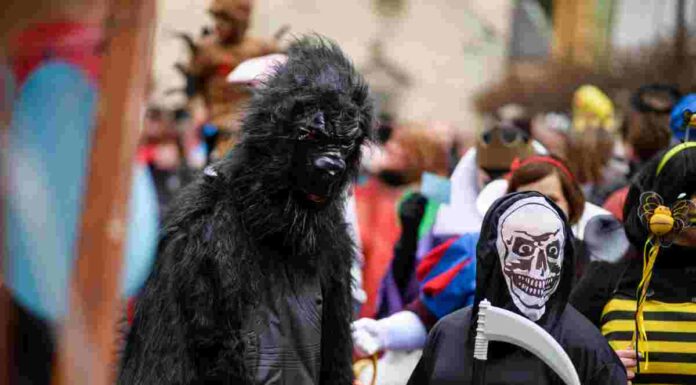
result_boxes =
[407,191,627,385]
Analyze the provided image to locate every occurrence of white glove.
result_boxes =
[352,318,385,357]
[351,311,427,357]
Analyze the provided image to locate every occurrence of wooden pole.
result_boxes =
[2,4,108,384]
[52,1,157,384]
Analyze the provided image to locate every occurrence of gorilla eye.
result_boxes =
[512,237,535,257]
[546,240,561,259]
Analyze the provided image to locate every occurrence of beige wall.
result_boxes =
[151,0,513,132]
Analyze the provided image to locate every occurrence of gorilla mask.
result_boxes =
[228,36,373,255]
[291,108,362,206]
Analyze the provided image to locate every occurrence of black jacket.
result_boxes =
[408,192,626,385]
[571,245,696,327]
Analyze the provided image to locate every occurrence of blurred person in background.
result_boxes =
[413,109,544,276]
[603,84,680,221]
[374,123,450,190]
[531,112,572,159]
[137,107,195,217]
[624,85,681,177]
[177,0,279,162]
[566,85,627,206]
[355,122,450,319]
[570,143,696,384]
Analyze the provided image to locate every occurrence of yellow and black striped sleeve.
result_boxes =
[601,298,696,384]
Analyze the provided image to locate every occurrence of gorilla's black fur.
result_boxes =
[118,36,373,384]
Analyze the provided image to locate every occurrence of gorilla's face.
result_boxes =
[290,108,363,206]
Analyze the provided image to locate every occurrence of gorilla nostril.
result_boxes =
[314,156,346,175]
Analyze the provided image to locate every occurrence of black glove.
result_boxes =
[392,193,428,296]
[399,192,428,233]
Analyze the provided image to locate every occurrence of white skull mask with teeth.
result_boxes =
[495,196,565,321]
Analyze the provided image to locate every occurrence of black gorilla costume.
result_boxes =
[118,36,373,385]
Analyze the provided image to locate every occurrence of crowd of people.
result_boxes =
[5,1,696,384]
[136,72,696,385]
[347,84,696,385]
[130,8,696,381]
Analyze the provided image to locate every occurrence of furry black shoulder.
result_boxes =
[118,35,373,385]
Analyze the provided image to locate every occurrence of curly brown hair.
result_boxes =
[623,109,672,162]
[389,122,450,182]
[565,127,614,185]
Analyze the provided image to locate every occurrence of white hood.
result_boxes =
[432,148,482,235]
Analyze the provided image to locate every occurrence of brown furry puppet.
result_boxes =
[118,35,374,384]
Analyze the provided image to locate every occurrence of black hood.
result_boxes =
[471,191,575,332]
[623,145,696,250]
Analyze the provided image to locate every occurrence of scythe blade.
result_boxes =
[473,299,581,385]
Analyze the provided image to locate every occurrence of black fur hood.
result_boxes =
[210,36,374,258]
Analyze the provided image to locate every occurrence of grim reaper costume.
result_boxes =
[118,36,373,385]
[407,192,626,385]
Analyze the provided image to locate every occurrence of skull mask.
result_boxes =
[495,197,565,321]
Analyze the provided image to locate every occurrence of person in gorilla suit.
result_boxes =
[118,36,374,385]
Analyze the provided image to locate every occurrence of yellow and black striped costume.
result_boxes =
[601,297,696,384]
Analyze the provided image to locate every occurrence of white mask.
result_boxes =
[495,196,565,321]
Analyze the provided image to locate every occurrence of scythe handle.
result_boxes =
[472,299,490,385]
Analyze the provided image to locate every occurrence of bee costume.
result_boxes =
[570,134,696,384]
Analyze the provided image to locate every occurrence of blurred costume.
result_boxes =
[411,233,478,320]
[604,86,684,220]
[376,192,439,319]
[669,93,696,142]
[355,177,405,318]
[119,37,373,385]
[572,85,616,133]
[137,110,195,217]
[422,120,543,260]
[356,124,449,319]
[568,85,626,205]
[626,84,680,166]
[427,119,535,244]
[180,0,279,160]
[571,143,696,384]
[407,192,626,385]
